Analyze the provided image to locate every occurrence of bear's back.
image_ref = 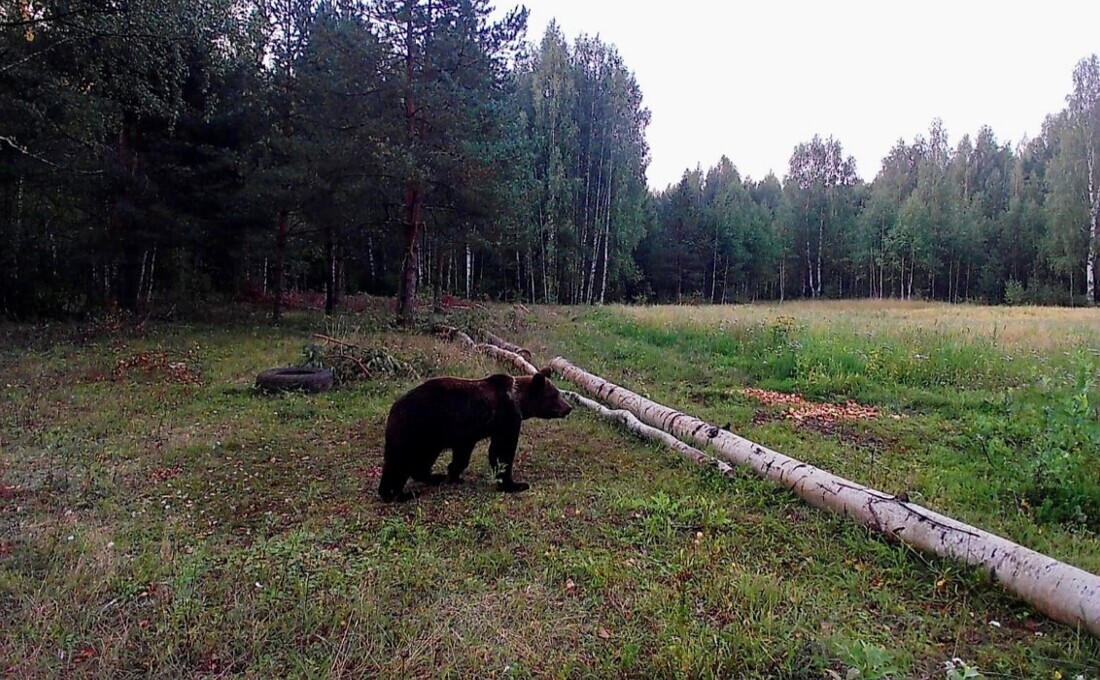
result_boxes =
[386,374,519,448]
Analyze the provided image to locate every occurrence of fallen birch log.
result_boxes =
[479,330,533,360]
[436,326,735,478]
[434,325,533,375]
[563,390,737,478]
[549,355,1100,638]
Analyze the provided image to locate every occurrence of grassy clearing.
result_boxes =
[2,300,1099,678]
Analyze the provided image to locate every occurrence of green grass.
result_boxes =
[2,300,1099,678]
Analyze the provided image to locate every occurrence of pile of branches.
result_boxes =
[307,334,422,385]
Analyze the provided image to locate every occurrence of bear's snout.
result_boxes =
[555,400,573,418]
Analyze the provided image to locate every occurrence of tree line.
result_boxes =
[2,1,1098,322]
[644,92,1100,306]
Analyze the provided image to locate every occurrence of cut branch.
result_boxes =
[549,355,1100,638]
[312,333,359,349]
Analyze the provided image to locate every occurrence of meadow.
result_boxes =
[2,299,1099,678]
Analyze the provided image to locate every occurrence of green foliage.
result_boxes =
[302,340,424,387]
[834,639,902,679]
[1026,369,1100,528]
[515,25,651,304]
[1003,279,1027,306]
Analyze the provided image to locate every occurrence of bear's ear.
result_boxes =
[531,371,546,390]
[539,366,553,378]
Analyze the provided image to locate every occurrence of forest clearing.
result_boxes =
[2,299,1099,678]
[7,1,1100,677]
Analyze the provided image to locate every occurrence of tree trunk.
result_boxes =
[465,242,473,299]
[549,356,1100,638]
[1087,153,1098,303]
[720,259,729,304]
[816,213,824,298]
[710,224,720,303]
[805,239,814,298]
[779,258,785,303]
[898,256,905,299]
[586,228,602,305]
[447,250,454,295]
[325,224,336,315]
[542,211,555,303]
[599,214,611,305]
[527,248,536,303]
[136,249,148,308]
[396,181,421,326]
[12,176,23,283]
[514,250,522,299]
[272,208,289,323]
[335,241,345,306]
[366,235,376,290]
[397,3,422,325]
[433,242,444,314]
[145,246,156,304]
[676,254,683,304]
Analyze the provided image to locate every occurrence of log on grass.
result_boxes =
[549,355,1100,638]
[563,390,736,478]
[440,327,735,477]
[434,325,534,375]
[479,329,533,360]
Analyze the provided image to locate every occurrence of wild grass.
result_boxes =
[615,299,1100,352]
[2,300,1099,678]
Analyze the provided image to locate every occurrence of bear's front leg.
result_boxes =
[488,422,528,493]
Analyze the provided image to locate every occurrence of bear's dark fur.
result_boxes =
[378,367,573,502]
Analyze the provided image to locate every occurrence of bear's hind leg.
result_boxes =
[411,451,447,486]
[412,471,447,485]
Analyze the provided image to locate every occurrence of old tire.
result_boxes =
[256,367,333,393]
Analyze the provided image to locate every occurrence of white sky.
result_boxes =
[507,0,1100,190]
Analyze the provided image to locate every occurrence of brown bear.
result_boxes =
[378,367,573,502]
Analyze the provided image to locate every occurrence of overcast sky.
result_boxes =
[506,0,1100,190]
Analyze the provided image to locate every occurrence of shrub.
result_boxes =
[1024,368,1100,530]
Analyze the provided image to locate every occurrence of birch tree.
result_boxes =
[1066,55,1100,303]
[524,22,577,303]
[785,135,859,298]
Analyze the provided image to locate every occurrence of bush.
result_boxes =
[1023,369,1100,530]
[1003,280,1074,307]
[1003,280,1026,306]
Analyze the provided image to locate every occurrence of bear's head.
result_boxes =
[516,367,573,420]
